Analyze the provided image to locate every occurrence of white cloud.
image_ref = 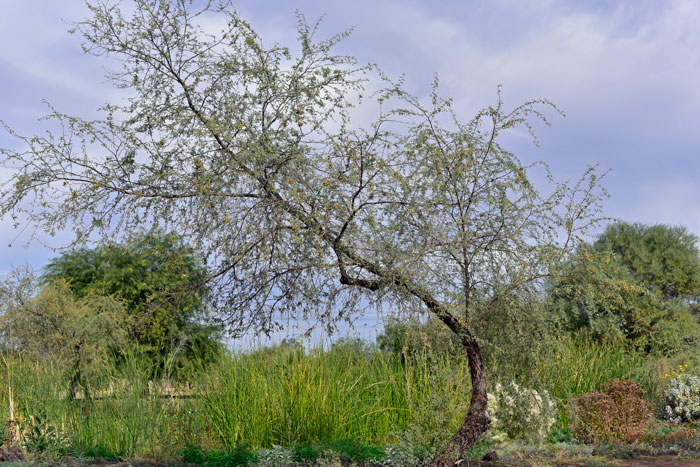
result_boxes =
[2,0,699,267]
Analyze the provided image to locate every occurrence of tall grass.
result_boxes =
[0,352,209,459]
[488,333,658,402]
[0,333,669,461]
[201,342,471,449]
[0,343,472,458]
[538,334,659,403]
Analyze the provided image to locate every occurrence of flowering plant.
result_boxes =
[486,381,557,444]
[663,364,700,423]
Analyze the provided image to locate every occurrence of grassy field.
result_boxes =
[0,334,678,464]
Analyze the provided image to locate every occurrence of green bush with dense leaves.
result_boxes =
[549,222,700,355]
[41,231,223,378]
[593,223,700,300]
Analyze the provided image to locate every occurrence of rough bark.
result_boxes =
[431,326,490,466]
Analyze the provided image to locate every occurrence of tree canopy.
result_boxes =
[41,231,222,378]
[0,1,606,462]
[549,222,700,355]
[0,268,126,398]
[591,222,700,301]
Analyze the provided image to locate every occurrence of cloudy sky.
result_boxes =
[1,1,699,341]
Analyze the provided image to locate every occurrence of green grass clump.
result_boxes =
[199,342,471,450]
[181,445,258,466]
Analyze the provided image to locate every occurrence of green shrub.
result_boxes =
[323,438,385,462]
[568,379,651,443]
[292,444,318,462]
[210,446,258,466]
[22,408,67,457]
[257,447,294,466]
[183,446,258,466]
[380,443,423,467]
[662,365,700,423]
[0,274,127,399]
[41,231,223,380]
[182,445,208,465]
[548,222,700,356]
[83,444,119,460]
[486,381,557,444]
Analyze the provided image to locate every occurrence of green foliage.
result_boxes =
[22,408,66,457]
[182,445,208,464]
[593,222,700,300]
[214,446,259,467]
[322,438,386,462]
[550,225,700,355]
[292,444,318,462]
[41,231,222,378]
[83,444,119,460]
[486,381,557,444]
[0,426,7,449]
[181,445,259,467]
[545,425,572,443]
[0,271,126,398]
[376,316,461,361]
[567,379,651,444]
[551,248,649,337]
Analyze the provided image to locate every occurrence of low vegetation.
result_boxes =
[0,329,693,465]
[1,221,700,465]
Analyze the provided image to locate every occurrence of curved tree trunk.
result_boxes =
[431,333,490,466]
[328,243,492,465]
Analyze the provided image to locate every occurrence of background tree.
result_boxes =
[0,1,605,462]
[0,269,126,399]
[592,222,700,301]
[42,231,222,379]
[550,222,700,354]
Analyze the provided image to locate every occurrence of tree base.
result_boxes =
[431,400,490,466]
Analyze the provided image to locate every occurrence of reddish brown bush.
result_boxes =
[568,379,652,443]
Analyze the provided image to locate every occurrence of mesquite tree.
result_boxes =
[0,1,605,463]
